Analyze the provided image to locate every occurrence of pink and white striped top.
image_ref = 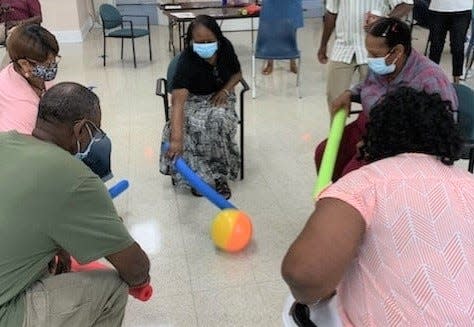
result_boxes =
[320,153,474,326]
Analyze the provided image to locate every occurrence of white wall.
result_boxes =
[41,0,93,43]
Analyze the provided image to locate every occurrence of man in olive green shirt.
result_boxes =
[0,82,150,326]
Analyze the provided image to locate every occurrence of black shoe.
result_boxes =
[191,188,203,197]
[215,178,231,200]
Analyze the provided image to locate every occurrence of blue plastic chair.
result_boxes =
[252,18,302,98]
[99,4,152,68]
[155,53,249,179]
[454,83,474,172]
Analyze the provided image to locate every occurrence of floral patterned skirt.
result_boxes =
[159,93,241,189]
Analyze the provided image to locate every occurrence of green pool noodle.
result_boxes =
[313,109,348,199]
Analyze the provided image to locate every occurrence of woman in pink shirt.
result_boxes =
[283,87,474,326]
[0,24,59,134]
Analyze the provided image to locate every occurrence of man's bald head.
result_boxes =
[33,82,102,155]
[38,82,100,125]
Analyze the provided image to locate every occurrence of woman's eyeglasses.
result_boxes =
[26,55,62,68]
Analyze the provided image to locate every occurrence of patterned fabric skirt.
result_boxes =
[159,93,241,189]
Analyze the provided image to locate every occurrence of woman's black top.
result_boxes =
[172,37,241,95]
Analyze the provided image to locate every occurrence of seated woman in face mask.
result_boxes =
[160,15,242,200]
[314,17,458,181]
[0,24,59,135]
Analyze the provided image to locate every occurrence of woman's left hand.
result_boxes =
[211,89,229,107]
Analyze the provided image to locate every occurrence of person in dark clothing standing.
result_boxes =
[428,0,473,83]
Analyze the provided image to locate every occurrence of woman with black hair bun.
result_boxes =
[315,17,458,182]
[359,87,462,164]
[159,15,242,200]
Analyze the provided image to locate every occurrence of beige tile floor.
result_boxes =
[5,18,473,326]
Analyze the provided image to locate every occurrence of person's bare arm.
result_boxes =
[166,88,189,158]
[365,3,413,31]
[388,3,413,19]
[318,11,337,64]
[282,198,366,304]
[211,71,242,106]
[106,242,150,287]
[8,15,42,27]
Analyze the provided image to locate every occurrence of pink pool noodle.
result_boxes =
[70,257,153,301]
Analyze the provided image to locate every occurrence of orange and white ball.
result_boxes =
[211,209,252,252]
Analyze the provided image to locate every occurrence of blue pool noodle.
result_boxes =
[108,180,129,199]
[162,143,236,210]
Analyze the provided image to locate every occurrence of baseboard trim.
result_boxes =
[52,17,93,43]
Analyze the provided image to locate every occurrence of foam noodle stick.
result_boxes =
[313,109,348,199]
[162,143,236,210]
[70,257,153,301]
[128,283,153,301]
[108,179,129,199]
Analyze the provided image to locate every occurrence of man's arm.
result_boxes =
[365,2,413,31]
[388,3,414,19]
[107,243,150,287]
[317,11,337,64]
[49,173,150,288]
[8,15,41,27]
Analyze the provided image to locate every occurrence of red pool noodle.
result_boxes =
[129,284,153,301]
[70,258,108,272]
[70,257,153,301]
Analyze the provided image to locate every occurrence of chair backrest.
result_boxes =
[454,83,474,141]
[99,4,122,30]
[166,53,182,93]
[255,18,299,59]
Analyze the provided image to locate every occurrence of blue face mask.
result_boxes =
[367,52,398,75]
[75,123,113,182]
[193,42,218,59]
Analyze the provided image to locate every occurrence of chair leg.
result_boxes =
[240,96,245,181]
[252,55,256,99]
[468,48,474,69]
[148,34,152,61]
[296,57,302,99]
[103,37,106,67]
[121,38,124,60]
[469,149,474,173]
[465,44,474,79]
[424,36,430,56]
[468,53,474,78]
[131,38,137,68]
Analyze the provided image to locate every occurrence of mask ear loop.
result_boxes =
[384,47,401,66]
[76,124,94,155]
